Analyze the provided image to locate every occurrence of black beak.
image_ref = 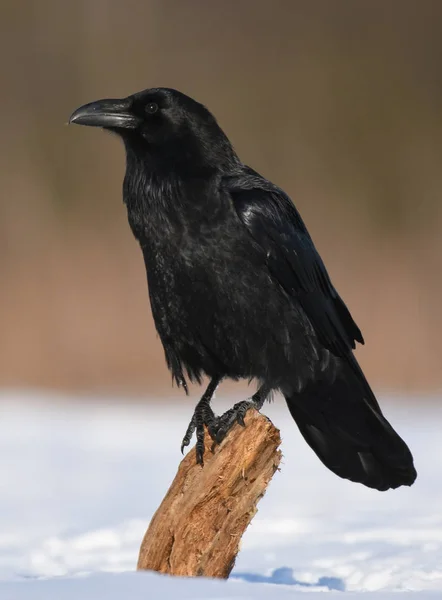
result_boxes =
[69,98,141,129]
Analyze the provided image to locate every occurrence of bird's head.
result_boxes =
[69,87,238,175]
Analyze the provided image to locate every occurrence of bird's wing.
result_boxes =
[226,169,364,358]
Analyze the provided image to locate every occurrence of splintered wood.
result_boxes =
[137,409,282,578]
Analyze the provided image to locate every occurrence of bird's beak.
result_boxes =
[69,98,141,129]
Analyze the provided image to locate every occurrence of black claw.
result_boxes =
[215,427,227,444]
[181,415,196,454]
[207,424,218,441]
[237,415,245,427]
[181,432,192,454]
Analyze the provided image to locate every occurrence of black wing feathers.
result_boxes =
[228,170,363,358]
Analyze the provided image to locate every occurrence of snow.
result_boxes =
[0,389,441,598]
[1,572,440,600]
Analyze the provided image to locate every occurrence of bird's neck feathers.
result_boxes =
[123,149,212,206]
[122,148,231,240]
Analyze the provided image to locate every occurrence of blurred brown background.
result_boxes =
[1,0,441,394]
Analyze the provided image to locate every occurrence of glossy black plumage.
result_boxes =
[69,87,417,490]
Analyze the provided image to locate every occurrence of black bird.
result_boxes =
[69,87,416,491]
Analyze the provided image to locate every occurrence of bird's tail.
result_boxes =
[283,358,417,491]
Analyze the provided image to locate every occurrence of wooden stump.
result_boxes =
[137,409,282,578]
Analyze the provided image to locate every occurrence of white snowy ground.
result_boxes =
[0,390,441,599]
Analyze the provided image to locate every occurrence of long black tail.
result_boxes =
[284,358,417,491]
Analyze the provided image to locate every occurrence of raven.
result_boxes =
[70,88,416,491]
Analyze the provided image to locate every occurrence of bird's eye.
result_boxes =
[145,102,159,115]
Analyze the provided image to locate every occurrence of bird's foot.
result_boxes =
[215,395,263,444]
[181,402,219,465]
[181,382,269,465]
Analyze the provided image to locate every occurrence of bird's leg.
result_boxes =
[215,384,271,444]
[180,376,222,465]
